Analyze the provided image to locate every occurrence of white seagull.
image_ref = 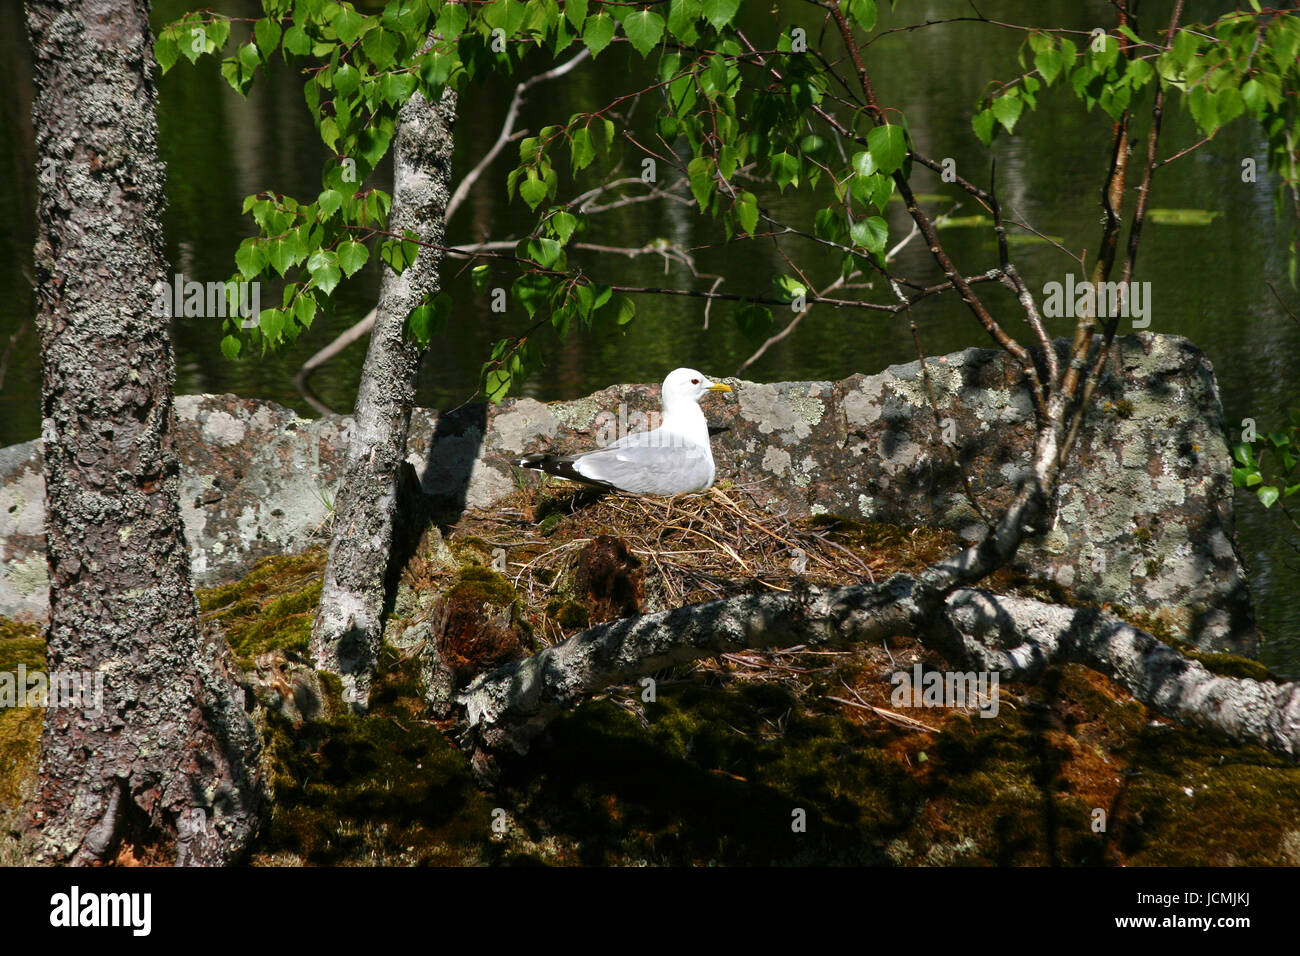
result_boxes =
[513,368,732,495]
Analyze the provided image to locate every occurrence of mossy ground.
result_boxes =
[199,551,326,667]
[487,645,1300,866]
[1,487,1297,865]
[0,619,44,812]
[252,644,497,865]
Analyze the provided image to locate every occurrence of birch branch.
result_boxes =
[454,579,1297,778]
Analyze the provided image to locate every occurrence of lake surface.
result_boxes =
[2,1,1297,676]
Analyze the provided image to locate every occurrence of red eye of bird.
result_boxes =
[691,378,700,384]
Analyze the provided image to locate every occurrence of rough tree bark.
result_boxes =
[311,87,458,710]
[25,0,263,864]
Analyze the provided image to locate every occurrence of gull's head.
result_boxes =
[662,367,732,407]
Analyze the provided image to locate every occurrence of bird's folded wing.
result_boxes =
[573,439,713,495]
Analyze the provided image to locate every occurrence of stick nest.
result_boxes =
[399,478,959,655]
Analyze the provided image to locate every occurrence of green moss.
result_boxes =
[447,566,516,608]
[1110,605,1178,644]
[0,626,44,671]
[446,537,491,569]
[0,619,43,645]
[553,601,589,629]
[1114,725,1300,865]
[317,670,345,710]
[1168,643,1275,682]
[0,706,41,814]
[254,641,499,865]
[263,584,321,619]
[197,551,326,667]
[369,643,426,716]
[198,551,325,613]
[1187,652,1272,682]
[485,656,1300,866]
[504,681,910,865]
[213,580,321,666]
[0,621,46,812]
[258,706,497,865]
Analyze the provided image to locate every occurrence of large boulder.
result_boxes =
[0,333,1254,654]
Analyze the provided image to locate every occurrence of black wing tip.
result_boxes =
[512,453,618,492]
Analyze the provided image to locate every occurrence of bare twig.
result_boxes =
[445,48,591,221]
[830,696,940,731]
[1060,0,1185,464]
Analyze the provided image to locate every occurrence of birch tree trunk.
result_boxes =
[26,0,262,865]
[311,87,458,710]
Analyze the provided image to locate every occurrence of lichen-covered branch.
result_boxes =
[943,589,1300,759]
[457,576,919,775]
[455,577,1300,775]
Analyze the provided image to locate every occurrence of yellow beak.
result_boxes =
[707,383,732,393]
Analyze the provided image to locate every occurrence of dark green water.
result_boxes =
[2,1,1297,675]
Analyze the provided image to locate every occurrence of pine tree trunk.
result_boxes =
[26,0,262,865]
[310,87,458,709]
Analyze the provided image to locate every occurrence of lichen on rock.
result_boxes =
[0,334,1258,659]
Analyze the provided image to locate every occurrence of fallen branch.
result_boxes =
[457,574,919,776]
[454,576,1295,779]
[942,589,1300,760]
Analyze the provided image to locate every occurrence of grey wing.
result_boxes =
[573,436,714,495]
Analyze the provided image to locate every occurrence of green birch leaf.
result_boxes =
[702,0,740,31]
[583,13,616,56]
[736,190,758,234]
[867,124,907,173]
[990,93,1023,133]
[850,216,888,253]
[337,240,369,276]
[623,10,665,57]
